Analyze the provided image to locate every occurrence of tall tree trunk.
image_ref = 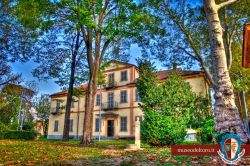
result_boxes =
[62,31,80,141]
[80,28,103,144]
[204,0,248,143]
[80,60,99,144]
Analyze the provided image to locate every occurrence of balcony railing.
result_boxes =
[101,102,118,110]
[50,107,61,114]
[103,80,134,88]
[104,81,117,88]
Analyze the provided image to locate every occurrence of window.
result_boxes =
[69,119,73,132]
[121,71,127,81]
[108,73,114,83]
[96,94,101,106]
[108,93,114,108]
[136,89,141,102]
[120,90,127,103]
[56,100,60,112]
[120,117,127,131]
[95,118,101,132]
[54,120,59,132]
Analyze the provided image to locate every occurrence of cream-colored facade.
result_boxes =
[47,60,210,139]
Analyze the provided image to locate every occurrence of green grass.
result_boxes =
[0,139,215,165]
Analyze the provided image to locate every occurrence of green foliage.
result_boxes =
[196,118,215,143]
[0,84,35,130]
[141,109,187,145]
[33,94,52,137]
[136,60,206,145]
[230,43,250,92]
[4,130,38,140]
[188,97,212,128]
[0,122,10,139]
[181,140,199,145]
[0,86,21,125]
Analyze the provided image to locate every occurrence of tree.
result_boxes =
[136,60,208,145]
[6,0,156,143]
[203,0,248,143]
[0,83,35,130]
[32,25,88,141]
[15,0,90,140]
[230,43,250,133]
[72,0,154,144]
[33,94,51,136]
[140,0,249,142]
[219,0,250,69]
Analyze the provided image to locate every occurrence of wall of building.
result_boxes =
[185,76,209,97]
[47,62,209,139]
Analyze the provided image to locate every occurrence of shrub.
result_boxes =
[141,109,187,146]
[4,130,38,140]
[0,122,10,139]
[196,118,215,143]
[181,140,199,144]
[136,60,198,146]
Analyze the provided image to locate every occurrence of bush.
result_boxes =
[4,130,38,140]
[181,140,199,144]
[0,122,10,139]
[196,118,215,143]
[141,110,187,146]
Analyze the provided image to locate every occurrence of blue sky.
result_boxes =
[10,44,168,95]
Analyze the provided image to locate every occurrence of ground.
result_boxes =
[0,139,250,165]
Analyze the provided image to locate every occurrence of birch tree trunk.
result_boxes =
[204,0,248,143]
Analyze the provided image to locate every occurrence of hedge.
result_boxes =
[0,122,10,139]
[4,130,38,140]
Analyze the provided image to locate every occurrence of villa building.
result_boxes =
[47,60,210,139]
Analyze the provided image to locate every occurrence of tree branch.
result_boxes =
[86,27,93,73]
[98,0,110,26]
[0,75,21,86]
[217,0,238,10]
[164,4,216,86]
[81,26,87,42]
[100,39,111,64]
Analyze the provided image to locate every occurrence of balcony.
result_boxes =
[50,107,62,115]
[103,81,133,88]
[101,102,118,110]
[104,81,117,88]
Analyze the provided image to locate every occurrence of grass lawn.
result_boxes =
[0,139,249,165]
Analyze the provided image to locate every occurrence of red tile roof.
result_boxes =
[50,83,88,97]
[156,69,202,80]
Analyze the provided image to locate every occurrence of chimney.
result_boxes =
[173,63,177,70]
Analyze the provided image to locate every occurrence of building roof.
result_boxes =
[108,59,137,68]
[156,69,203,80]
[50,83,88,97]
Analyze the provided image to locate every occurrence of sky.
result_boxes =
[10,44,168,96]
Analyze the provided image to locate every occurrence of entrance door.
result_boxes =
[107,120,114,137]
